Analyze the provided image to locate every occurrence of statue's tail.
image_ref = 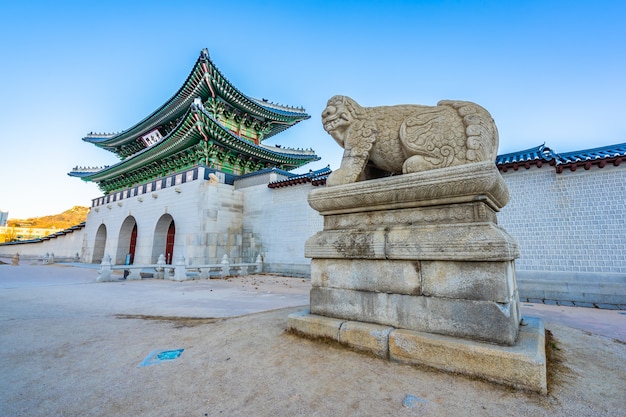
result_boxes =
[438,100,499,163]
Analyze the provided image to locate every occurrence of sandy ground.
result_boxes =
[1,263,625,416]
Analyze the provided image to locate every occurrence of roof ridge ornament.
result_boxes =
[200,48,210,60]
[191,97,205,112]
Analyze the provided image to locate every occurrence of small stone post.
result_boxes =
[49,252,55,265]
[98,254,113,282]
[155,254,166,279]
[199,266,209,280]
[43,253,49,264]
[255,254,263,273]
[174,255,187,281]
[11,253,19,266]
[220,254,230,278]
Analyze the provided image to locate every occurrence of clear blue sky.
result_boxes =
[1,0,624,218]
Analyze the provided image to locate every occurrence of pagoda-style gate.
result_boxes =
[70,49,318,265]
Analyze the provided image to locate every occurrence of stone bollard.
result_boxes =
[255,254,263,273]
[155,254,166,279]
[126,267,142,280]
[174,255,187,281]
[98,254,113,282]
[11,253,19,266]
[43,252,49,265]
[49,252,55,265]
[74,252,80,262]
[220,254,230,278]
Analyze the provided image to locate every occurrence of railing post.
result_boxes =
[98,254,113,282]
[255,254,263,273]
[43,252,49,265]
[174,255,187,281]
[11,253,19,266]
[49,252,55,265]
[127,267,142,280]
[156,254,166,279]
[221,254,230,278]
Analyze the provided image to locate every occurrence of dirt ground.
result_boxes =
[1,266,625,416]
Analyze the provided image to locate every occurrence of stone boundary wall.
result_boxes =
[0,227,85,259]
[2,162,624,305]
[241,182,323,276]
[81,171,244,266]
[234,170,290,190]
[498,164,626,304]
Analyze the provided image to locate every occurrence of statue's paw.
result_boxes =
[326,170,344,187]
[326,168,357,186]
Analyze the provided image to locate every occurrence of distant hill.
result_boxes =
[7,206,89,229]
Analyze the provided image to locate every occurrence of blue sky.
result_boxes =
[1,0,624,218]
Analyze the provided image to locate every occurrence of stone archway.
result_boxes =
[92,223,107,264]
[116,216,137,265]
[152,214,175,264]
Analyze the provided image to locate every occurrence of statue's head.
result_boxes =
[321,95,360,147]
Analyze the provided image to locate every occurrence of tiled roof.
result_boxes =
[268,166,332,188]
[495,144,556,165]
[497,142,626,173]
[82,48,310,156]
[557,142,626,164]
[236,166,294,180]
[0,222,86,246]
[267,141,626,186]
[70,103,319,192]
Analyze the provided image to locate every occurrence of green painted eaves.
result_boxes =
[82,49,310,157]
[78,103,318,184]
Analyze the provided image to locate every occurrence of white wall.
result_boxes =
[498,164,626,274]
[0,228,85,260]
[82,169,244,265]
[241,182,323,275]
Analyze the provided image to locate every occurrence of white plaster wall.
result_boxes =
[241,183,323,275]
[82,169,243,265]
[498,164,626,274]
[0,228,85,259]
[3,161,624,292]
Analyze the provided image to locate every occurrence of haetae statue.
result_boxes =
[321,95,499,186]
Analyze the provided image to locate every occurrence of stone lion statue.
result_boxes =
[321,95,499,186]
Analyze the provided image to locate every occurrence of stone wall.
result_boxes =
[81,167,244,265]
[0,227,85,260]
[241,181,323,276]
[0,166,320,272]
[233,170,290,190]
[3,160,624,305]
[498,163,626,304]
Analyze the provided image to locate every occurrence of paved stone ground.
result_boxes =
[1,262,625,416]
[520,297,626,310]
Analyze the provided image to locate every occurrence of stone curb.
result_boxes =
[288,310,547,394]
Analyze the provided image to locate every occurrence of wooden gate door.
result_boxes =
[128,224,138,264]
[165,221,175,264]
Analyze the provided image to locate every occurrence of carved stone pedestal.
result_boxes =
[289,162,547,393]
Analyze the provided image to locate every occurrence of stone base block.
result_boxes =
[311,259,421,294]
[288,311,546,394]
[311,287,519,345]
[287,309,343,340]
[338,320,393,357]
